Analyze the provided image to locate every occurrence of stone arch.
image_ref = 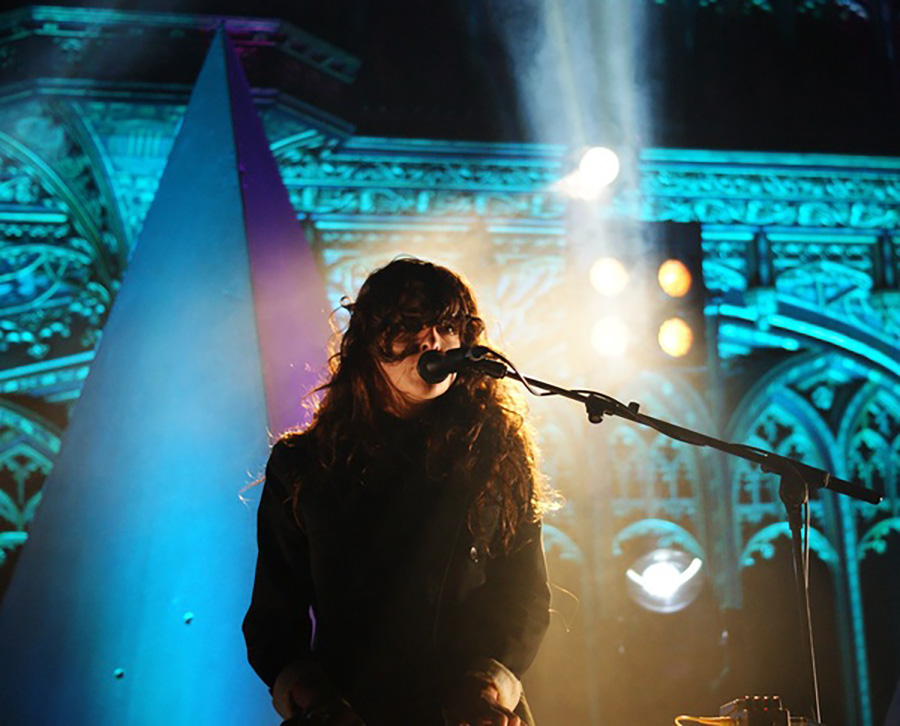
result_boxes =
[725,351,880,723]
[0,98,129,281]
[837,376,900,723]
[726,353,839,551]
[612,517,705,560]
[726,352,838,462]
[838,378,900,508]
[0,97,131,366]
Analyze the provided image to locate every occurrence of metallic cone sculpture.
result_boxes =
[0,28,331,724]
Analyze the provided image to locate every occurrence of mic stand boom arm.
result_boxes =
[474,356,882,724]
[475,358,880,504]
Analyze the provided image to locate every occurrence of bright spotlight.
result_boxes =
[590,257,629,296]
[658,317,693,358]
[592,316,629,357]
[626,548,704,613]
[557,146,620,200]
[579,146,620,186]
[658,259,692,297]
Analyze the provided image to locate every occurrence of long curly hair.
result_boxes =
[293,257,554,553]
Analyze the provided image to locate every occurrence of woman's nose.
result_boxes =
[419,326,441,351]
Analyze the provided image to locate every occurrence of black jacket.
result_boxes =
[242,417,550,724]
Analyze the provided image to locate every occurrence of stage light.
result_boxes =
[590,257,629,296]
[658,317,693,358]
[658,259,692,298]
[578,146,620,188]
[641,221,707,369]
[592,316,629,357]
[626,548,704,613]
[558,146,620,200]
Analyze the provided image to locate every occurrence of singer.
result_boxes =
[243,258,555,726]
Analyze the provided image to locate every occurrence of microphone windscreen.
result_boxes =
[417,349,447,384]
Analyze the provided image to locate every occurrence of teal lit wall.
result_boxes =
[0,7,898,726]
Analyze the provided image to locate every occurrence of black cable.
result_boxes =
[803,497,821,722]
[482,347,554,398]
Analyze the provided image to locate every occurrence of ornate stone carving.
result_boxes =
[640,158,900,230]
[740,522,839,570]
[0,400,60,571]
[72,99,183,247]
[612,518,705,560]
[729,387,833,544]
[0,99,123,366]
[857,517,900,559]
[651,0,869,19]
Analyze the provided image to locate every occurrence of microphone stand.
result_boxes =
[473,357,882,724]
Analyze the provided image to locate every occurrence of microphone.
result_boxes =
[417,346,491,384]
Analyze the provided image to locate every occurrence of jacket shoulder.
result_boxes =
[267,431,319,489]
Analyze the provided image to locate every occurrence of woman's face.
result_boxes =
[378,323,461,416]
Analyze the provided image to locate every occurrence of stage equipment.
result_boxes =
[658,259,693,298]
[676,695,822,725]
[658,316,694,358]
[591,316,630,357]
[582,221,705,366]
[578,146,621,189]
[460,346,882,725]
[648,222,705,365]
[417,345,492,384]
[720,695,813,725]
[590,257,630,296]
[557,146,620,200]
[625,547,704,613]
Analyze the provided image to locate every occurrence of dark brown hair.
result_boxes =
[291,257,553,552]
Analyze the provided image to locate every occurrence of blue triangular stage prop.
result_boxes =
[0,30,330,724]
